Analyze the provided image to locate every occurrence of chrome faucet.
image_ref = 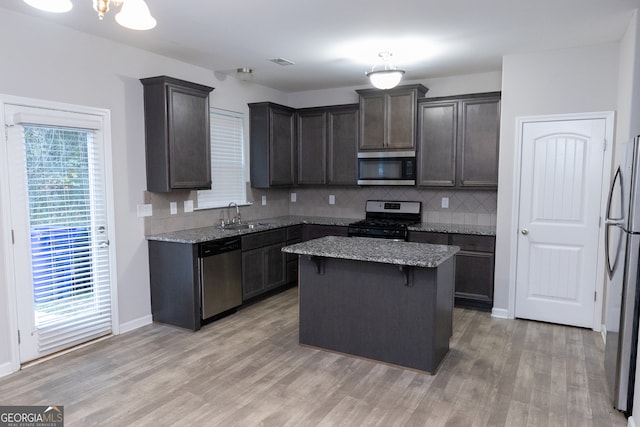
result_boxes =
[227,202,240,224]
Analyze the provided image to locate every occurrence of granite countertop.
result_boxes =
[408,222,495,236]
[145,215,496,244]
[282,236,460,268]
[145,216,359,244]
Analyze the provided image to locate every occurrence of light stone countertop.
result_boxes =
[408,222,495,236]
[145,216,359,244]
[282,236,460,268]
[145,215,495,244]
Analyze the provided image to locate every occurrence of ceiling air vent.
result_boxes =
[269,57,295,66]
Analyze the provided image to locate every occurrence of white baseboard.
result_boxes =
[628,415,636,427]
[0,361,17,378]
[491,307,509,319]
[119,315,152,334]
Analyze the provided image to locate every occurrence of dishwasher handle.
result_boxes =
[199,238,241,257]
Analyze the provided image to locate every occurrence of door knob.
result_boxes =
[521,229,529,235]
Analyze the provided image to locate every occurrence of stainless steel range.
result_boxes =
[347,200,422,241]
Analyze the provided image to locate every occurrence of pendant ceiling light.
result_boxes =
[366,52,405,90]
[24,0,156,30]
[112,0,156,30]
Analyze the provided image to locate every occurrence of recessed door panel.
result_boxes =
[527,244,581,302]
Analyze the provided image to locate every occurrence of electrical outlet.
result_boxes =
[184,200,194,213]
[170,202,177,215]
[136,204,153,217]
[329,195,335,205]
[290,192,297,203]
[261,195,267,205]
[441,197,449,209]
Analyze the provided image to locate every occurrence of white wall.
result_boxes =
[0,8,286,375]
[494,43,621,316]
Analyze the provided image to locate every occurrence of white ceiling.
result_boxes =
[2,0,639,92]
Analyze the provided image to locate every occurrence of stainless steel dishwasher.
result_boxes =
[199,237,242,320]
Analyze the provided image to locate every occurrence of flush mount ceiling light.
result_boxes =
[24,0,157,30]
[366,51,405,90]
[236,68,253,82]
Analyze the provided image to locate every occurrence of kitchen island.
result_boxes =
[282,236,459,373]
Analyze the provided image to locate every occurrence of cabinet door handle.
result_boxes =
[521,229,529,235]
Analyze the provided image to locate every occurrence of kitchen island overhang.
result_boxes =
[282,236,460,373]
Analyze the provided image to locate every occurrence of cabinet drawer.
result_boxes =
[450,234,495,252]
[241,228,286,251]
[407,231,448,244]
[286,225,303,241]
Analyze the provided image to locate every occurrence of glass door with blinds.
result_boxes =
[4,104,114,363]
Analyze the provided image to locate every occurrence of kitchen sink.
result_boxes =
[219,222,273,230]
[251,222,272,227]
[219,223,250,230]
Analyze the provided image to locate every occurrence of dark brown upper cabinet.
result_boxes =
[417,92,501,189]
[297,108,326,185]
[297,104,358,186]
[356,84,428,152]
[249,102,296,188]
[141,76,214,192]
[417,99,458,187]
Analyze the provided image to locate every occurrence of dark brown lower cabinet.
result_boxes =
[147,225,322,331]
[408,231,495,311]
[449,234,495,310]
[241,228,287,301]
[148,240,201,331]
[453,251,494,310]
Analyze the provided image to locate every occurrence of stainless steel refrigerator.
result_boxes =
[605,135,640,415]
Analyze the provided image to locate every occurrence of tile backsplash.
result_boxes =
[144,184,497,235]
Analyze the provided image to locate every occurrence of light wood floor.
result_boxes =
[0,287,628,426]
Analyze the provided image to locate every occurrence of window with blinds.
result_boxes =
[5,104,113,358]
[197,108,247,209]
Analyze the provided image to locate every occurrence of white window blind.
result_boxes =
[7,106,112,355]
[197,108,247,209]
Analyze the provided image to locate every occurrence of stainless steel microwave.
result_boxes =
[357,151,416,185]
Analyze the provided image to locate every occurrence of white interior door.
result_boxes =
[515,118,607,328]
[5,104,114,363]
